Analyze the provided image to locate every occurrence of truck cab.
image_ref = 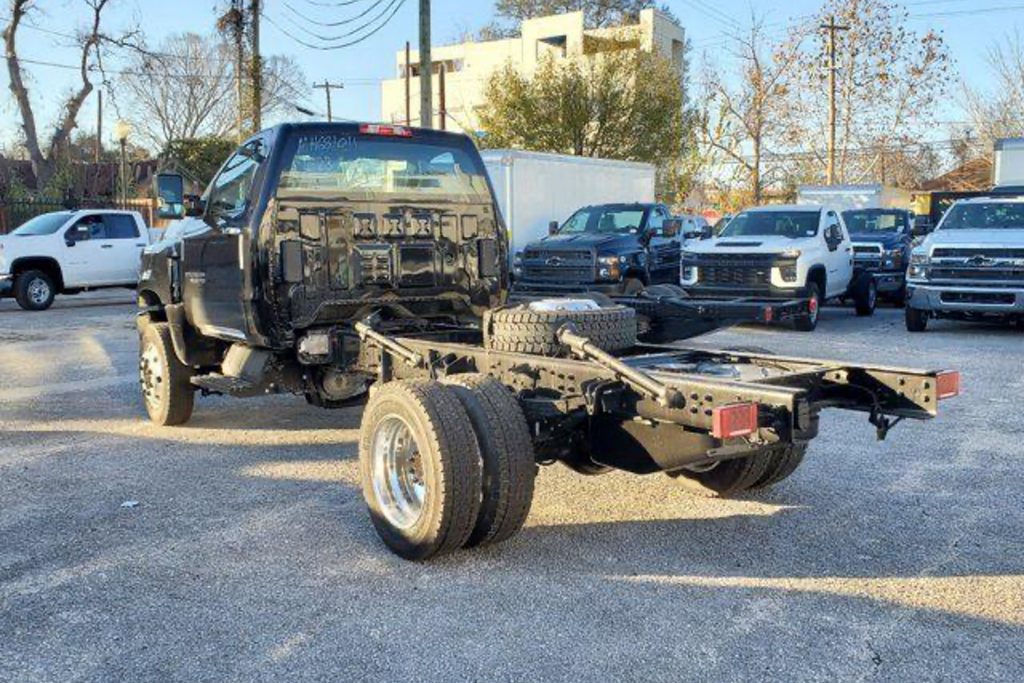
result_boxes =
[512,203,684,295]
[905,196,1024,331]
[842,207,914,305]
[681,204,876,330]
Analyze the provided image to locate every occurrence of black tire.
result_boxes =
[905,306,928,332]
[852,274,877,316]
[582,291,615,307]
[747,443,808,490]
[13,269,56,311]
[359,380,483,561]
[139,321,195,426]
[444,374,536,548]
[793,282,821,332]
[484,304,637,356]
[667,452,773,498]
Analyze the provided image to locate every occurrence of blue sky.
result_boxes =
[0,0,1020,150]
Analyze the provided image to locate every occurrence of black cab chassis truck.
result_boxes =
[139,123,959,561]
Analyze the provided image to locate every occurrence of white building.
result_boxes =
[380,9,686,134]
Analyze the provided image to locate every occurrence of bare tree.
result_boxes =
[781,0,952,186]
[962,30,1024,148]
[119,32,308,151]
[698,17,806,204]
[2,0,143,190]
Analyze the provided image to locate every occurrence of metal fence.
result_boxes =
[0,197,162,234]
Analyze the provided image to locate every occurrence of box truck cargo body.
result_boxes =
[796,184,911,211]
[480,149,656,263]
[994,138,1024,189]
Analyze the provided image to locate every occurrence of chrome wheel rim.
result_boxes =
[28,278,50,305]
[808,294,820,323]
[139,342,164,409]
[370,415,426,529]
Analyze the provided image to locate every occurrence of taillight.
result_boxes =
[359,124,412,137]
[936,371,960,400]
[711,403,759,439]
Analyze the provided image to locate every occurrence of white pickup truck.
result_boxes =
[681,204,877,331]
[0,210,155,311]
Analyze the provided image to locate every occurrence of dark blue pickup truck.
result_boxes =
[512,203,687,295]
[842,208,914,305]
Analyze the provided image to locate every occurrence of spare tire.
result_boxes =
[484,304,637,356]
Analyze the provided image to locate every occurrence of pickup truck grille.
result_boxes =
[928,247,1024,285]
[520,250,595,282]
[688,253,774,287]
[853,243,884,269]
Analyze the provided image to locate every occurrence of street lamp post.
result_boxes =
[114,120,131,206]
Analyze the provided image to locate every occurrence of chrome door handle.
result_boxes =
[101,244,114,249]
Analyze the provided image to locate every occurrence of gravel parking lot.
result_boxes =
[1,293,1022,682]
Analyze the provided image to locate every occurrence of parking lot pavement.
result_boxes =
[1,300,1022,682]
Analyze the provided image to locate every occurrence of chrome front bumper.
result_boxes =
[907,282,1024,313]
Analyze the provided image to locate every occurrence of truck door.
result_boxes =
[822,210,853,297]
[101,213,147,283]
[61,214,113,286]
[181,139,266,341]
[645,207,680,284]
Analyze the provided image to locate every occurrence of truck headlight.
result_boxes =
[908,249,929,279]
[780,248,802,259]
[778,264,799,282]
[597,256,621,281]
[513,251,523,277]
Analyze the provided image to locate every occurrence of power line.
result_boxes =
[282,0,388,28]
[270,0,403,43]
[263,0,407,50]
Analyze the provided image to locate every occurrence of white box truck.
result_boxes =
[480,149,656,263]
[994,138,1024,189]
[796,184,911,211]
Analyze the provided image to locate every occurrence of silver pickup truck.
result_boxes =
[905,196,1024,331]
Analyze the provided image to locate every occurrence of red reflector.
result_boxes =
[712,403,759,439]
[936,371,960,400]
[763,306,774,323]
[359,124,412,137]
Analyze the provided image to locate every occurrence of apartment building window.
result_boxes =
[537,35,567,59]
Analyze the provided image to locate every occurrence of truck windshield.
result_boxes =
[842,209,906,233]
[940,202,1024,230]
[559,206,647,235]
[720,211,820,238]
[276,134,491,201]
[11,212,70,236]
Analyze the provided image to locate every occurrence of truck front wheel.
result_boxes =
[793,283,821,332]
[905,306,928,332]
[852,274,878,316]
[359,380,483,561]
[139,322,195,426]
[667,452,772,498]
[14,270,56,311]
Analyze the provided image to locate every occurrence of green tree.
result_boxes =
[478,49,686,185]
[160,137,237,189]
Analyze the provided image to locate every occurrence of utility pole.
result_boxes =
[250,0,262,132]
[438,65,446,131]
[820,15,848,185]
[313,81,344,122]
[418,0,432,128]
[405,41,411,125]
[229,0,246,141]
[94,90,102,163]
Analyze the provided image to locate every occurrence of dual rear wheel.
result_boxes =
[667,443,808,498]
[359,376,536,560]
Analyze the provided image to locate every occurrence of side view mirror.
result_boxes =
[662,218,681,238]
[639,230,653,247]
[65,238,76,248]
[548,220,559,236]
[184,194,205,218]
[155,173,186,220]
[911,222,930,238]
[700,224,713,240]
